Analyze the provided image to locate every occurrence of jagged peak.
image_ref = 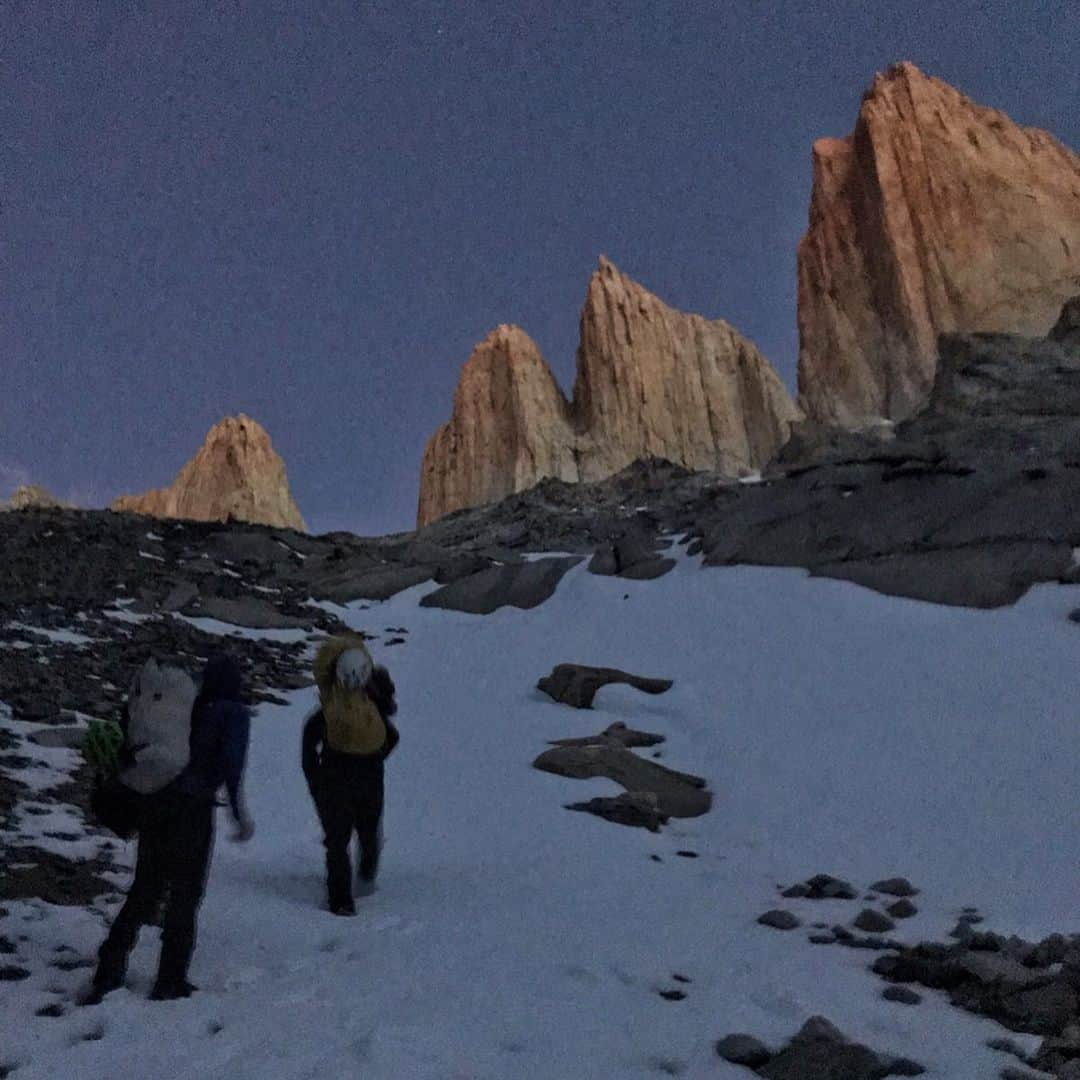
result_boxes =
[111,414,306,532]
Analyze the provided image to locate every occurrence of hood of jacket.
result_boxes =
[200,654,244,704]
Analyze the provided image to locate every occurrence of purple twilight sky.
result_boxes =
[3,1,1078,535]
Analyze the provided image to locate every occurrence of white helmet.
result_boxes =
[336,647,374,691]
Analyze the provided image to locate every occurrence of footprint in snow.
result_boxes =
[564,965,601,986]
[647,1056,685,1076]
[74,1023,105,1044]
[223,967,265,991]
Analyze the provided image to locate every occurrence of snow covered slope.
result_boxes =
[2,548,1078,1078]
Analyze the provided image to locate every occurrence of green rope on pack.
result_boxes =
[82,719,125,774]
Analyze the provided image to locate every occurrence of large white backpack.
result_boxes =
[120,658,198,795]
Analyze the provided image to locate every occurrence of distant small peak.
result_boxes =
[864,60,930,101]
[884,60,924,81]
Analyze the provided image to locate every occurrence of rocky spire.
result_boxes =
[417,260,800,526]
[418,326,577,526]
[797,61,1080,425]
[575,257,800,480]
[112,414,307,532]
[2,485,68,511]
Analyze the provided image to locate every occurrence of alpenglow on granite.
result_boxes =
[797,62,1080,426]
[112,414,307,532]
[418,258,800,525]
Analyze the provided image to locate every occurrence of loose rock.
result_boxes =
[757,910,800,931]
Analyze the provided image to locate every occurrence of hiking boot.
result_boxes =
[78,972,123,1007]
[149,978,197,1001]
[329,899,356,917]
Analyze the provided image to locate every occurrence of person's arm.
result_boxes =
[301,711,325,795]
[222,705,251,824]
[117,702,136,771]
[368,666,397,719]
[381,716,400,761]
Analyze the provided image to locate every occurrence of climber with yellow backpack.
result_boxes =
[302,634,399,916]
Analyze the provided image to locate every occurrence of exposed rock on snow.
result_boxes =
[888,898,919,919]
[870,924,1080,1071]
[547,721,665,749]
[757,909,801,931]
[871,878,920,898]
[716,1032,772,1066]
[533,742,710,822]
[797,62,1080,426]
[780,873,858,900]
[419,557,582,614]
[588,528,676,580]
[855,909,897,933]
[536,665,673,709]
[717,1014,925,1078]
[112,415,307,532]
[565,791,668,831]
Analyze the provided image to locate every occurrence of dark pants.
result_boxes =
[314,752,384,908]
[95,791,214,988]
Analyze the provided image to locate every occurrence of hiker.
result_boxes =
[302,635,399,916]
[83,654,254,1004]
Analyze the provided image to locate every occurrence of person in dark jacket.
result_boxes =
[303,639,399,916]
[83,654,253,1004]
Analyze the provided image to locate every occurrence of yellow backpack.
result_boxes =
[313,636,387,756]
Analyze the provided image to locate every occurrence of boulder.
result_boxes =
[548,721,665,748]
[869,878,920,897]
[533,743,710,818]
[420,557,582,614]
[565,792,668,832]
[537,664,673,709]
[716,1033,772,1067]
[758,910,801,931]
[756,1015,917,1079]
[182,596,311,631]
[588,530,676,580]
[311,563,435,604]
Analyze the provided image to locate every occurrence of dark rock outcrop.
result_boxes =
[537,665,673,709]
[716,1016,924,1079]
[419,557,582,614]
[533,743,710,820]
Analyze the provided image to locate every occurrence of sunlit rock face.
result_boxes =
[418,259,799,526]
[797,61,1080,426]
[3,485,68,510]
[418,325,578,528]
[112,414,307,532]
